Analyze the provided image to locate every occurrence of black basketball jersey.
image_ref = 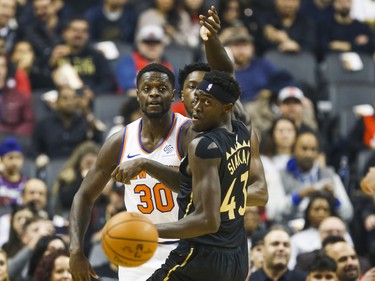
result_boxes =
[177,120,251,248]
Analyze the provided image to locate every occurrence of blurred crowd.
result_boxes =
[1,0,375,280]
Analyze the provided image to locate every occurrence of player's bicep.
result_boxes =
[188,138,221,219]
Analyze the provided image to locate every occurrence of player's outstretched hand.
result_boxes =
[70,252,98,281]
[111,159,145,184]
[199,6,221,41]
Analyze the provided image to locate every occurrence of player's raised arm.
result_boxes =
[200,6,234,75]
[247,128,268,206]
[69,131,123,281]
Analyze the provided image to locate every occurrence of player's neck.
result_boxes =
[140,113,174,143]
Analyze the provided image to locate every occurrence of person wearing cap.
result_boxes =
[278,85,318,133]
[0,137,27,217]
[115,25,173,97]
[220,25,278,103]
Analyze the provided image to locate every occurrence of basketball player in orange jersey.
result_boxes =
[69,6,252,281]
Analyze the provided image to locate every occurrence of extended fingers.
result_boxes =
[199,15,220,34]
[208,6,220,24]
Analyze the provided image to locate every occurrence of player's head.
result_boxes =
[307,254,338,281]
[191,71,240,132]
[136,63,175,119]
[178,62,211,116]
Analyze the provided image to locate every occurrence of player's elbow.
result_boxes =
[247,182,269,207]
[202,213,220,233]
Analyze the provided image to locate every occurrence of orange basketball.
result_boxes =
[101,211,159,267]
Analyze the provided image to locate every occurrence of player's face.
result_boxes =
[137,72,174,119]
[181,70,206,116]
[191,89,228,132]
[308,271,338,281]
[51,256,71,281]
[263,230,290,270]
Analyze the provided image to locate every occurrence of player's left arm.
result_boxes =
[157,137,221,239]
[247,128,268,206]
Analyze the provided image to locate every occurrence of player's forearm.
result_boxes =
[156,210,219,239]
[204,37,234,74]
[69,191,95,254]
[142,159,181,193]
[247,181,268,207]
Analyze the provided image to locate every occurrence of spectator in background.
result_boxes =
[85,0,138,44]
[115,25,173,96]
[217,0,244,30]
[0,0,17,55]
[351,0,375,32]
[49,17,115,94]
[52,141,99,219]
[318,0,375,59]
[289,192,336,269]
[10,40,53,90]
[220,25,278,103]
[179,0,207,49]
[31,86,103,161]
[306,254,338,281]
[299,0,334,25]
[280,131,353,225]
[23,0,65,61]
[27,235,68,280]
[250,227,307,281]
[260,117,297,223]
[0,249,9,281]
[136,0,191,46]
[259,0,317,55]
[358,191,375,266]
[0,55,35,136]
[0,138,27,217]
[32,249,71,281]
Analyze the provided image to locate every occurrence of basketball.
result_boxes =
[101,211,159,267]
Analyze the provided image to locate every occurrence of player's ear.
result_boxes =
[136,89,139,101]
[172,89,176,102]
[223,103,233,113]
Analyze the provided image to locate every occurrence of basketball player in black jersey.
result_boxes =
[113,71,268,280]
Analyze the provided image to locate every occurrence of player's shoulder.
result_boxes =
[188,135,221,159]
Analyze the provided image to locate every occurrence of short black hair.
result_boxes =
[202,71,241,102]
[63,16,90,32]
[308,254,337,273]
[322,235,346,250]
[178,62,211,95]
[136,63,175,88]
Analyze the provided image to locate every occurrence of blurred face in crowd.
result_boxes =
[181,70,206,116]
[63,20,89,50]
[319,217,346,241]
[278,98,303,124]
[294,133,319,172]
[1,151,24,175]
[44,239,66,257]
[244,206,261,233]
[251,245,264,271]
[0,0,16,28]
[12,208,34,238]
[33,0,56,22]
[0,250,8,281]
[11,41,35,64]
[56,87,79,116]
[51,256,71,281]
[79,152,97,177]
[155,0,174,13]
[263,229,291,271]
[308,198,331,228]
[104,0,127,11]
[223,0,240,24]
[333,0,351,17]
[273,119,296,152]
[228,40,254,68]
[275,0,301,18]
[138,40,165,62]
[0,55,7,88]
[308,270,338,281]
[22,179,48,211]
[184,0,204,11]
[325,242,360,281]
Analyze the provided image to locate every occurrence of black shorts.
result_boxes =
[147,240,248,281]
